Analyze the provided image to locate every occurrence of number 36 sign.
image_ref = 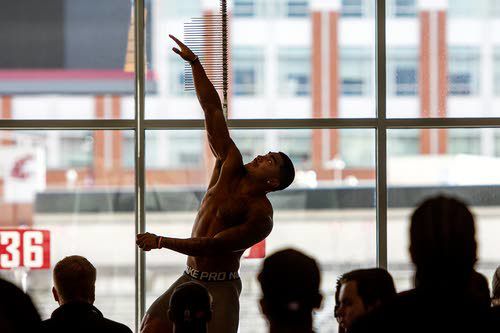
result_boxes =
[0,229,50,269]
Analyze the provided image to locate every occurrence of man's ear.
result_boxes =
[267,178,280,190]
[52,286,60,304]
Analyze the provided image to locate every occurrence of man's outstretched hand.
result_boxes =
[169,34,197,62]
[136,232,160,251]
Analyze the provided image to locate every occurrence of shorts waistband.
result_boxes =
[184,266,240,282]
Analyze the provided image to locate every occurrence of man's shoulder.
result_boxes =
[99,317,133,333]
[40,312,131,333]
[247,197,273,221]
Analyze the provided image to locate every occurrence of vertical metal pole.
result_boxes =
[376,0,388,269]
[134,0,146,331]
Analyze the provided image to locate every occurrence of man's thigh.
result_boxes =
[141,274,191,333]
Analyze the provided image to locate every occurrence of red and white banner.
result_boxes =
[244,239,266,259]
[0,229,50,270]
[2,147,46,203]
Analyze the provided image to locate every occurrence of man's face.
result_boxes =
[247,152,283,182]
[337,281,367,331]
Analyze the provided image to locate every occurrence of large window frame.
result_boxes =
[3,1,500,331]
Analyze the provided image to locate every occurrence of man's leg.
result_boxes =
[205,279,243,333]
[141,274,191,333]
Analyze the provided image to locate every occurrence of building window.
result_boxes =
[340,48,372,96]
[448,47,480,96]
[58,132,93,168]
[233,47,264,96]
[277,131,312,168]
[341,0,368,17]
[449,129,481,155]
[389,0,416,17]
[232,131,266,163]
[494,48,500,95]
[388,48,418,96]
[286,0,309,18]
[339,129,375,168]
[388,129,420,156]
[234,0,256,17]
[448,0,484,18]
[163,0,201,17]
[278,48,310,96]
[167,132,203,168]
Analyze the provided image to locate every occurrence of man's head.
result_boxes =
[336,268,396,331]
[493,266,500,305]
[168,282,212,333]
[52,255,96,305]
[409,196,477,285]
[258,248,322,328]
[246,151,295,192]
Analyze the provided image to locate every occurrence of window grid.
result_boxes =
[4,0,500,331]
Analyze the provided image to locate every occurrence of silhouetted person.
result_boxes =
[40,256,132,333]
[351,196,491,333]
[258,248,322,333]
[493,266,500,307]
[0,277,40,333]
[336,268,396,332]
[492,266,500,327]
[168,282,212,333]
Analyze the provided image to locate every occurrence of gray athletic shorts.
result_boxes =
[144,267,242,333]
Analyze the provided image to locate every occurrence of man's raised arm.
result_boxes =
[170,34,234,161]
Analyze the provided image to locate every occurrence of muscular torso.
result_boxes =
[187,167,271,272]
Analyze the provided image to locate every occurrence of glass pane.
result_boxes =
[0,130,134,329]
[388,128,500,292]
[148,0,375,120]
[144,129,376,333]
[387,0,500,118]
[0,1,155,120]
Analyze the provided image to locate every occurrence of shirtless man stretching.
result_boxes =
[136,35,295,333]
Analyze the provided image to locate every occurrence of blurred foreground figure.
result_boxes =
[0,277,40,333]
[258,248,322,333]
[335,268,396,332]
[168,282,212,333]
[40,255,131,333]
[351,196,493,333]
[493,266,500,307]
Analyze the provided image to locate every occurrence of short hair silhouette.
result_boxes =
[493,266,500,300]
[258,248,321,326]
[338,268,396,308]
[409,196,477,285]
[168,282,212,332]
[276,152,295,191]
[53,255,96,303]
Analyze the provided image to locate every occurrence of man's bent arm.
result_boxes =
[159,216,273,257]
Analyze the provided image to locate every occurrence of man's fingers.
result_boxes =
[169,34,184,47]
[172,47,181,55]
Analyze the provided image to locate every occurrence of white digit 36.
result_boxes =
[0,231,21,268]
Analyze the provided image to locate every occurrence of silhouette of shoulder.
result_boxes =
[0,278,40,333]
[351,288,492,333]
[40,303,131,333]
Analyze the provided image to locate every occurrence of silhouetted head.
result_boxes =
[258,248,322,328]
[493,266,500,305]
[246,151,295,192]
[168,282,212,333]
[336,268,396,331]
[409,196,477,286]
[52,255,96,305]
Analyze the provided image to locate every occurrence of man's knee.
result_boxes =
[140,314,172,333]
